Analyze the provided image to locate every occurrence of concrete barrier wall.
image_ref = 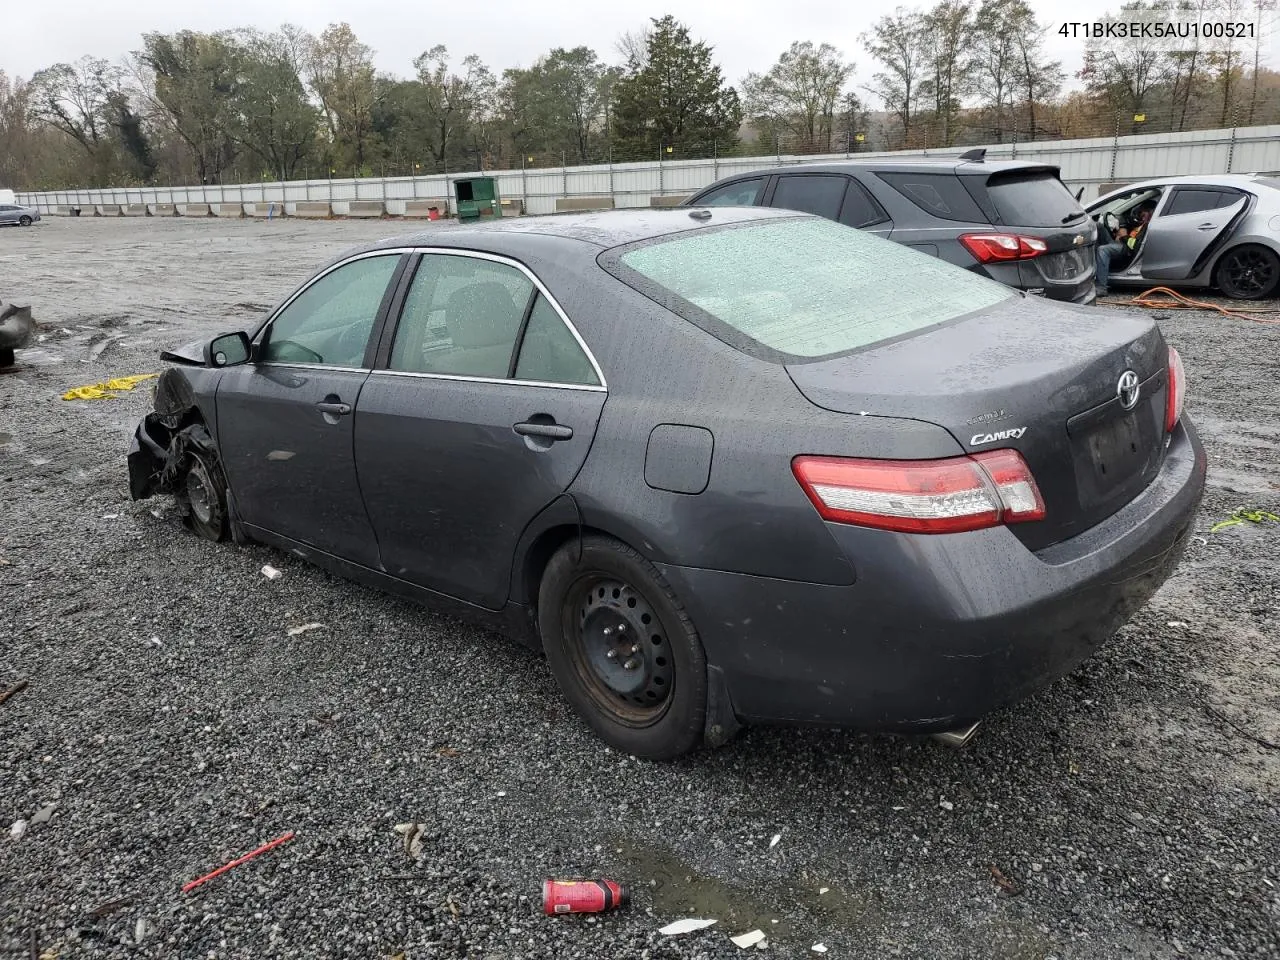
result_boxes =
[500,199,524,216]
[179,203,210,217]
[649,194,688,207]
[346,200,385,218]
[211,203,243,218]
[122,204,148,216]
[149,203,176,216]
[294,202,332,218]
[94,204,122,217]
[247,202,285,217]
[556,196,615,212]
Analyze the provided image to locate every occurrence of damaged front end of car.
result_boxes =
[127,368,217,501]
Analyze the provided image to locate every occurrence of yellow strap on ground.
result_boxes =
[62,373,157,401]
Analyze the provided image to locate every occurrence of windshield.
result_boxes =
[987,172,1084,226]
[608,218,1014,361]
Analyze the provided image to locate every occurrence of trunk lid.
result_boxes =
[785,295,1169,550]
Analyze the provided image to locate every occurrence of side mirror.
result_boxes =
[205,331,251,368]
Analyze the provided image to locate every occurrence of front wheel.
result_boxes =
[18,216,32,227]
[538,535,707,760]
[1216,245,1280,300]
[181,447,229,542]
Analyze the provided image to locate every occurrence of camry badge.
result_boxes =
[970,427,1027,446]
[1117,370,1140,410]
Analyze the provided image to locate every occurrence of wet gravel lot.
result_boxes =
[2,217,1278,960]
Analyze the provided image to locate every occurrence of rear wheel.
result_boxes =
[181,447,229,542]
[1216,245,1280,300]
[18,216,32,227]
[538,535,707,760]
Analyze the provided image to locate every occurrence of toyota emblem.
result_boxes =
[1117,370,1140,410]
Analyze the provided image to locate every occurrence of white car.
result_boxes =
[1086,174,1280,299]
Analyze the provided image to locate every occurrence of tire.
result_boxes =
[1216,244,1280,300]
[180,446,230,542]
[18,216,32,227]
[538,535,707,760]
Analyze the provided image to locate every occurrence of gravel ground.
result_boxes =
[2,217,1278,960]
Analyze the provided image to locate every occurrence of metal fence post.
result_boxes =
[659,144,665,194]
[521,155,528,211]
[1109,114,1120,181]
[713,140,719,181]
[608,146,615,204]
[1226,107,1238,173]
[562,151,568,201]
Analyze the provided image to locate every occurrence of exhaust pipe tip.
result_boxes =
[931,720,982,748]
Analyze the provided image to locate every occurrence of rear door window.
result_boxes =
[607,218,1012,361]
[1162,188,1239,216]
[694,178,765,206]
[985,172,1085,227]
[769,175,848,220]
[877,172,986,222]
[838,179,889,228]
[390,255,533,378]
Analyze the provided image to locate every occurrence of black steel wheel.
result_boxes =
[1216,245,1280,300]
[538,535,707,759]
[18,216,32,227]
[181,448,229,542]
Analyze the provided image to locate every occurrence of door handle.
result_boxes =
[316,401,352,416]
[514,421,573,441]
[1196,222,1218,231]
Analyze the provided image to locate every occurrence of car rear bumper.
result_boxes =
[658,419,1206,732]
[982,259,1096,303]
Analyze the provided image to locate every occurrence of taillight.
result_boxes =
[1166,345,1185,432]
[791,449,1046,535]
[959,233,1049,263]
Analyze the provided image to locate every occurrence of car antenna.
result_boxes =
[688,209,712,221]
[958,147,986,163]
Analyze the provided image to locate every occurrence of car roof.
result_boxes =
[698,157,1059,180]
[1102,173,1270,192]
[356,205,802,257]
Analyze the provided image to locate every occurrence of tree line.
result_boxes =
[1,2,1276,192]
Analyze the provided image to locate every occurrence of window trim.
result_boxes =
[373,246,607,391]
[1159,185,1245,218]
[252,248,414,371]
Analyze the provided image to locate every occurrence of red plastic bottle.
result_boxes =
[542,879,630,915]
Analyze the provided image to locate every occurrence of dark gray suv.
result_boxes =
[684,156,1097,304]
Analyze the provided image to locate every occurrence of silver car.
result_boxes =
[0,204,41,227]
[1086,174,1280,299]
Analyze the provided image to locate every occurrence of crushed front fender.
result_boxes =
[128,415,171,501]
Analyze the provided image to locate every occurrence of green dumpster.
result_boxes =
[454,177,500,222]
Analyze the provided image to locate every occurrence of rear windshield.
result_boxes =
[607,218,1014,361]
[987,172,1085,227]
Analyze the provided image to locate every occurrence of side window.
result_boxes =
[877,172,986,222]
[515,295,600,386]
[1162,189,1236,217]
[261,254,400,366]
[390,254,533,378]
[838,180,890,228]
[696,178,765,206]
[769,175,847,220]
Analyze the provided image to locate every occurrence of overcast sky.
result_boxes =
[0,0,1191,94]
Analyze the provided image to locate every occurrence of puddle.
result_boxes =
[609,838,881,945]
[612,838,792,936]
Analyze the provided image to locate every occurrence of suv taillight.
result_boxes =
[791,450,1046,534]
[959,233,1049,263]
[1166,345,1185,432]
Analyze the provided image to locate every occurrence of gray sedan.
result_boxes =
[0,203,41,227]
[1086,174,1280,299]
[126,209,1205,759]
